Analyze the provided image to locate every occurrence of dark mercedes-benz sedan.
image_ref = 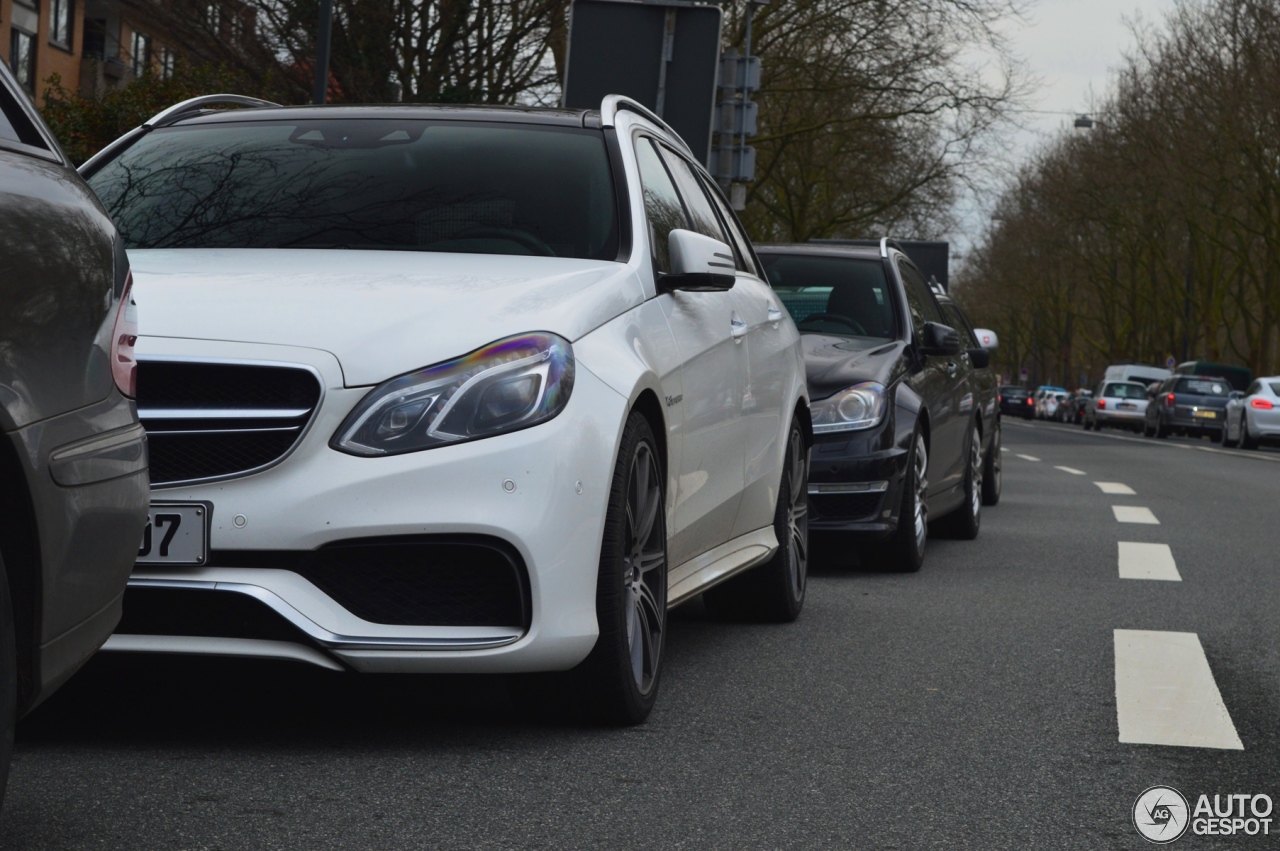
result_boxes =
[0,65,149,803]
[757,241,998,572]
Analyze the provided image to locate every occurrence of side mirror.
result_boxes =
[1228,390,1244,400]
[972,328,999,350]
[664,229,736,292]
[967,347,990,368]
[919,322,961,357]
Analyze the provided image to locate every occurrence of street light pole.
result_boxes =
[312,0,334,105]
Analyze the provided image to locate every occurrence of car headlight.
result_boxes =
[811,382,887,433]
[332,332,574,456]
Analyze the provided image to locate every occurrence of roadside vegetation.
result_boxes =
[959,0,1280,385]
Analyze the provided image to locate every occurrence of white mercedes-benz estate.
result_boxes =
[82,94,811,722]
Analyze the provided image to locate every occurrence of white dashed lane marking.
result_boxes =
[1015,454,1040,462]
[1094,482,1136,495]
[1118,542,1181,581]
[1114,630,1243,750]
[1113,506,1160,524]
[1054,466,1086,475]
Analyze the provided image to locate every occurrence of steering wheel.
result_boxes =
[452,226,556,257]
[797,313,868,335]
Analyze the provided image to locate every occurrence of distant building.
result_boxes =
[1,1,249,105]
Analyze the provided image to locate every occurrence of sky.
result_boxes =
[953,0,1179,258]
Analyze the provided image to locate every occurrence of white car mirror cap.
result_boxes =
[974,328,998,350]
[665,229,735,291]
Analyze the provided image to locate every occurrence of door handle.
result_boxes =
[731,314,748,341]
[767,305,783,325]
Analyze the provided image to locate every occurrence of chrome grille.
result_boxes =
[137,360,322,486]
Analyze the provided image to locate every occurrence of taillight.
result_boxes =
[1026,398,1033,405]
[1097,399,1106,409]
[1165,393,1176,407]
[1253,398,1275,410]
[110,272,138,398]
[998,395,1003,403]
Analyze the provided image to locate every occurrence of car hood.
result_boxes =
[129,249,640,386]
[800,334,908,400]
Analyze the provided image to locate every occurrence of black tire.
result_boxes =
[1241,414,1259,449]
[0,553,15,812]
[934,422,982,540]
[865,428,927,572]
[1154,416,1168,439]
[573,413,668,725]
[981,419,1001,506]
[703,420,809,623]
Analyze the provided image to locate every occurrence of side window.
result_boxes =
[634,138,689,274]
[0,70,49,151]
[655,143,729,246]
[898,260,945,325]
[1246,382,1259,396]
[943,305,978,346]
[699,173,761,277]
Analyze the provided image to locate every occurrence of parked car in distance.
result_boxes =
[1084,381,1148,432]
[1143,375,1232,439]
[1057,389,1092,424]
[1222,377,1280,449]
[0,64,150,803]
[1176,360,1252,393]
[1033,386,1067,420]
[82,93,811,725]
[1103,363,1172,386]
[999,385,1034,419]
[757,239,996,574]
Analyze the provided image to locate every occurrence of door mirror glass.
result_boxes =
[919,321,961,356]
[664,229,735,291]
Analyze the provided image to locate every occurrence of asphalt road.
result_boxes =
[3,419,1278,849]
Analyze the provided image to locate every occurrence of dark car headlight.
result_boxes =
[812,382,887,433]
[332,332,574,456]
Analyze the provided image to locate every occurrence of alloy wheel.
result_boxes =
[785,426,809,601]
[969,426,983,519]
[623,442,666,696]
[912,434,929,551]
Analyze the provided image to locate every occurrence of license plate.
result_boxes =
[137,503,209,565]
[1118,403,1136,410]
[1193,410,1218,419]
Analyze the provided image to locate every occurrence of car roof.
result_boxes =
[167,103,602,130]
[755,243,883,261]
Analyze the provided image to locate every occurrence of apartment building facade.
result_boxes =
[1,0,179,105]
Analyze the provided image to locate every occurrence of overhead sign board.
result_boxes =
[563,0,723,166]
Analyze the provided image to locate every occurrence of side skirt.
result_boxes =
[667,527,778,608]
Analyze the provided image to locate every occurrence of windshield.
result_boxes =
[1103,383,1146,399]
[87,120,619,260]
[1175,377,1230,396]
[760,254,898,341]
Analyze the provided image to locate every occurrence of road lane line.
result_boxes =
[1055,466,1086,475]
[1015,454,1040,462]
[1118,542,1181,581]
[1003,420,1280,462]
[1094,482,1136,495]
[1114,630,1243,750]
[1113,506,1159,524]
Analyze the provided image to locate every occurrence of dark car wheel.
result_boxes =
[1154,416,1168,439]
[1241,414,1259,450]
[867,429,927,572]
[0,553,15,810]
[981,420,1001,506]
[936,423,982,540]
[704,420,808,623]
[574,412,667,725]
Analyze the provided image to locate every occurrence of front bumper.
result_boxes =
[109,338,627,673]
[806,422,908,536]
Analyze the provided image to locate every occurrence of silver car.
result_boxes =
[1222,377,1280,448]
[1084,380,1149,431]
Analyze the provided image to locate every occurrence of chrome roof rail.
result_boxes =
[144,94,282,129]
[878,237,889,257]
[598,94,693,157]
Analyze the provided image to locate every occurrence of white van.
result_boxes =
[1103,364,1172,387]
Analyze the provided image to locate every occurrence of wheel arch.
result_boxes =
[629,388,669,477]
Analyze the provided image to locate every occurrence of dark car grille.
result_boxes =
[137,360,322,485]
[210,536,530,628]
[810,491,883,521]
